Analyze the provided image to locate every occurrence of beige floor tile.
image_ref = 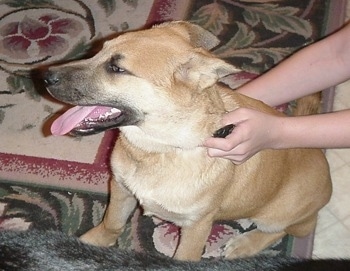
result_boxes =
[326,192,350,222]
[335,81,350,107]
[305,0,350,259]
[329,149,350,165]
[315,207,338,232]
[326,150,347,172]
[313,222,350,258]
[342,215,350,230]
[313,78,350,258]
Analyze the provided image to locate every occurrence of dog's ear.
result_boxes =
[154,21,220,50]
[175,51,241,90]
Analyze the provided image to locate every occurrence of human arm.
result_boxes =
[237,22,350,106]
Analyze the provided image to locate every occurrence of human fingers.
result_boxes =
[204,131,243,152]
[206,145,229,157]
[206,147,250,165]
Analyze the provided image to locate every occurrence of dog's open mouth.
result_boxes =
[51,106,122,136]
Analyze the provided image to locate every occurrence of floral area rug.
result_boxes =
[0,0,346,259]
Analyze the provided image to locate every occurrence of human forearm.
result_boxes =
[276,110,350,149]
[237,23,350,107]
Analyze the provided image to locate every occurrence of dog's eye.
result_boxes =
[108,64,125,74]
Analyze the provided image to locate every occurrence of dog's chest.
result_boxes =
[140,197,200,226]
[126,172,207,226]
[111,147,210,226]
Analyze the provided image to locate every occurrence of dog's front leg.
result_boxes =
[80,179,137,247]
[173,215,214,261]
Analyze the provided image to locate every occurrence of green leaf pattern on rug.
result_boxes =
[0,110,5,125]
[190,0,314,73]
[214,22,256,50]
[190,3,230,35]
[7,186,60,226]
[213,22,293,70]
[123,0,138,9]
[62,38,92,61]
[0,182,108,234]
[98,0,116,17]
[7,74,39,101]
[0,104,14,125]
[118,222,133,250]
[0,187,10,198]
[242,4,312,37]
[91,199,106,226]
[2,0,54,8]
[50,192,85,235]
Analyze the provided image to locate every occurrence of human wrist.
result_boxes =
[269,115,292,150]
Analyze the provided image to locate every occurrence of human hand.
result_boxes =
[204,108,284,164]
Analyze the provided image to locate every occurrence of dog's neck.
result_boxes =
[119,124,203,153]
[119,84,237,153]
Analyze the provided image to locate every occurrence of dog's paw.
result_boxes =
[223,234,258,259]
[223,230,286,259]
[79,225,119,247]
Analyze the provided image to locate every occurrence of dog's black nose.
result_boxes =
[43,70,60,86]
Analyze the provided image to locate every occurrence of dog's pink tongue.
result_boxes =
[51,106,111,136]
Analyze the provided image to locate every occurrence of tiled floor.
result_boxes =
[312,4,350,259]
[312,81,350,258]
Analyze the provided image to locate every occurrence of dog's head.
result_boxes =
[45,21,240,148]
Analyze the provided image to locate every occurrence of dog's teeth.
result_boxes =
[80,108,119,126]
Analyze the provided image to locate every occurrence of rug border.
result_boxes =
[0,130,118,193]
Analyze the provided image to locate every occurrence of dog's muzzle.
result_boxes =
[43,68,143,136]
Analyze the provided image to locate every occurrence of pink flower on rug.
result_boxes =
[0,14,83,59]
[203,223,237,258]
[0,202,31,231]
[152,217,238,258]
[152,218,180,257]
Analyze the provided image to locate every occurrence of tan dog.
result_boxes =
[44,21,332,261]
